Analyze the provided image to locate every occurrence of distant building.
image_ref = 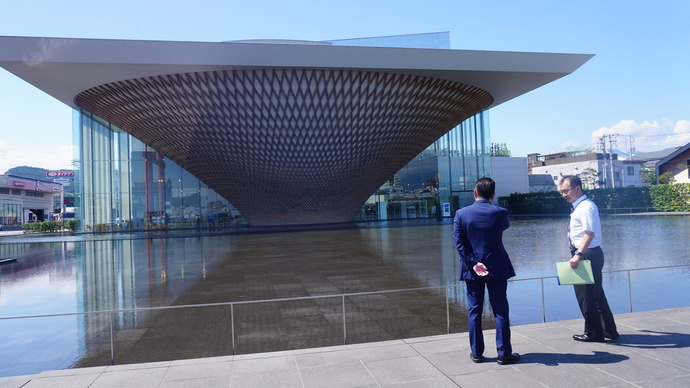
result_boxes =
[0,175,63,226]
[529,152,644,189]
[4,167,75,217]
[655,142,690,184]
[491,157,529,198]
[529,174,558,192]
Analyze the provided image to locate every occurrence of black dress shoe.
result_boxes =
[469,353,484,363]
[497,353,520,365]
[604,331,620,340]
[573,334,605,343]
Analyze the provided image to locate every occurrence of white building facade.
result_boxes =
[529,153,644,189]
[0,175,63,226]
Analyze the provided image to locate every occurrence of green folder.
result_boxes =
[556,260,594,285]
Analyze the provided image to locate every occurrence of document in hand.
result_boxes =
[556,260,594,285]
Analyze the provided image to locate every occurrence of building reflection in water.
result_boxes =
[0,236,222,376]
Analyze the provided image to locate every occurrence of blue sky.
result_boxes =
[1,0,688,174]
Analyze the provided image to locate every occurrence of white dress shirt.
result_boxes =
[569,194,602,249]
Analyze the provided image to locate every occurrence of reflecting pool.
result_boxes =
[0,215,688,377]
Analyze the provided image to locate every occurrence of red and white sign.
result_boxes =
[46,171,75,178]
[7,177,62,192]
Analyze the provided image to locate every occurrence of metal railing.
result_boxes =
[1,264,688,369]
[599,207,657,214]
[521,263,690,323]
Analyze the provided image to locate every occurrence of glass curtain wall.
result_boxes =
[74,110,241,233]
[360,111,490,221]
[446,112,492,212]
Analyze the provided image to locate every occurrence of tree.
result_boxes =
[658,172,676,185]
[641,167,657,184]
[489,142,511,157]
[579,167,603,189]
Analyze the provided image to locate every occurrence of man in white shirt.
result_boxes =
[559,175,619,342]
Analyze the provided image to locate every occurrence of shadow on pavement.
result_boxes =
[612,330,690,349]
[521,351,629,366]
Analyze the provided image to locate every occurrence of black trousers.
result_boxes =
[572,246,617,339]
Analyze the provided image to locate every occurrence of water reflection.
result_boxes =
[0,215,688,376]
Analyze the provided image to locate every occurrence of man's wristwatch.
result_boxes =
[574,251,583,256]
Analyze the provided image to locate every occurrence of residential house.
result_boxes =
[655,142,690,184]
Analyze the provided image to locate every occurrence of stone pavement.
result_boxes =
[1,306,689,387]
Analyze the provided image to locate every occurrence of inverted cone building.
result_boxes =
[0,35,592,227]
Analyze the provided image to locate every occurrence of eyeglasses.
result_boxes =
[560,186,575,195]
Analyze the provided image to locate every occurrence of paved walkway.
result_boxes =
[1,306,689,387]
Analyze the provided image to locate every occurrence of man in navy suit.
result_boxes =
[453,177,520,365]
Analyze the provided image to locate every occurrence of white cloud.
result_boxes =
[0,142,73,174]
[591,119,690,152]
[674,120,690,134]
[592,120,665,139]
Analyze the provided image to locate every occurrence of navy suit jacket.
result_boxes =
[453,199,515,281]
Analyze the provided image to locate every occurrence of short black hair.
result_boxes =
[474,177,495,199]
[560,175,582,188]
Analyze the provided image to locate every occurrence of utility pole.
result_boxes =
[598,134,639,188]
[598,134,618,188]
[598,136,608,188]
[608,135,616,188]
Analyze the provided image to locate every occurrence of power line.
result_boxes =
[634,133,688,139]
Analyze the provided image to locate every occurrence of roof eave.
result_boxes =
[0,35,594,110]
